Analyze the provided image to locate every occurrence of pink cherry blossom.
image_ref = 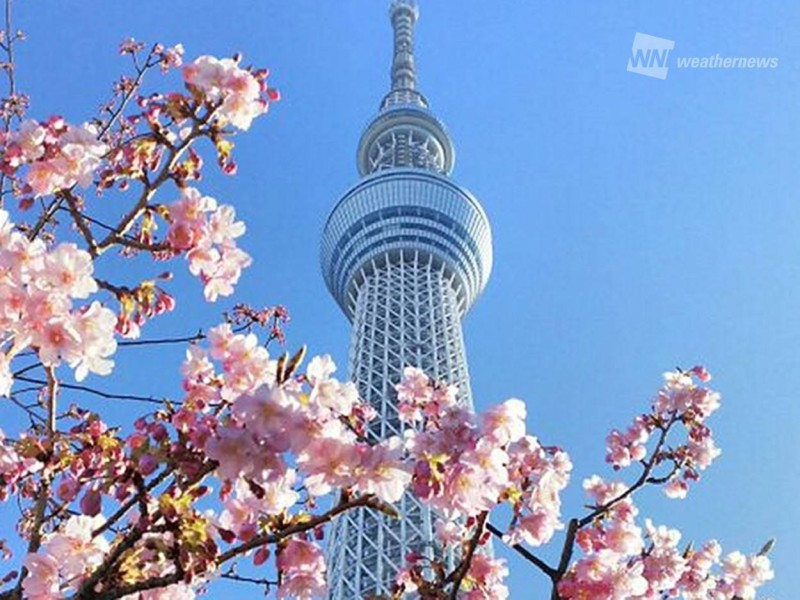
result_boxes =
[205,425,260,481]
[276,538,327,599]
[461,554,510,600]
[24,515,110,595]
[606,415,651,469]
[167,187,251,301]
[641,519,686,593]
[297,437,359,497]
[719,551,774,599]
[558,549,649,599]
[353,436,411,503]
[17,121,107,197]
[38,243,98,298]
[481,398,526,445]
[434,518,463,545]
[183,55,268,131]
[21,553,61,600]
[664,477,689,499]
[70,301,118,381]
[219,473,300,540]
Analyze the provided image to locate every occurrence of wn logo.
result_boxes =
[627,33,674,80]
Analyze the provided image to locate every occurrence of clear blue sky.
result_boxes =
[3,1,798,597]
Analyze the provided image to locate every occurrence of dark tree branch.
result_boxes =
[14,375,169,405]
[217,494,383,565]
[486,521,557,580]
[447,512,489,599]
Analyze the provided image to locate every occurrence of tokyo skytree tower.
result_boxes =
[321,1,493,597]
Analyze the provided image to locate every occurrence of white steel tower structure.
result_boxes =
[321,2,493,597]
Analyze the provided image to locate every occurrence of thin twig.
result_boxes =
[11,360,42,377]
[27,46,159,241]
[14,375,168,405]
[61,189,98,256]
[118,332,205,347]
[220,572,278,588]
[6,394,45,424]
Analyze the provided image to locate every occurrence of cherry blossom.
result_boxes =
[23,515,109,596]
[4,119,108,197]
[166,187,251,301]
[0,209,117,388]
[277,539,328,599]
[183,55,269,131]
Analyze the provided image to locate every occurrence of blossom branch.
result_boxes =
[446,511,489,599]
[548,414,679,600]
[217,494,384,565]
[95,43,159,139]
[578,413,677,529]
[93,110,210,254]
[61,190,98,257]
[26,42,162,242]
[486,521,557,580]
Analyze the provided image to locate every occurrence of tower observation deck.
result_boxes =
[321,2,493,597]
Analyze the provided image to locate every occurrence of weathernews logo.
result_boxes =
[627,33,674,80]
[627,32,779,80]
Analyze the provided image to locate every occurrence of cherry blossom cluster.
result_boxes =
[165,187,251,302]
[22,515,109,599]
[0,209,117,394]
[1,117,107,198]
[168,324,401,597]
[190,326,408,507]
[399,367,571,541]
[606,366,722,499]
[119,39,184,74]
[395,367,571,596]
[556,368,772,599]
[183,54,278,132]
[0,48,278,348]
[84,51,277,322]
[114,277,176,339]
[0,428,42,500]
[558,484,774,599]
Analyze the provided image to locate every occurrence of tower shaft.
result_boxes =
[326,253,471,598]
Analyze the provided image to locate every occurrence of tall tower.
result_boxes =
[321,2,493,597]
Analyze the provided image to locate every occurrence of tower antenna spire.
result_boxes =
[382,1,428,109]
[390,1,419,91]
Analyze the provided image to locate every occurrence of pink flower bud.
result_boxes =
[80,489,102,516]
[56,477,79,503]
[138,454,158,476]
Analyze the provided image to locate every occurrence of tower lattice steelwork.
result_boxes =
[321,2,493,597]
